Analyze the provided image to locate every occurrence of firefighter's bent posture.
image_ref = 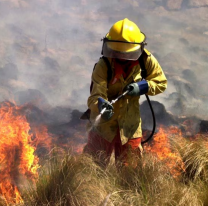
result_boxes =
[83,18,167,167]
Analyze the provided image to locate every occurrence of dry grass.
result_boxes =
[22,149,116,206]
[20,135,208,206]
[170,135,208,182]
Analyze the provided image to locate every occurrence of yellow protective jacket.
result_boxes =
[87,49,167,145]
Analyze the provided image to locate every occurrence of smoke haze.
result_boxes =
[0,0,208,119]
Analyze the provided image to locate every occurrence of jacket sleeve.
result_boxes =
[145,54,167,96]
[87,61,108,112]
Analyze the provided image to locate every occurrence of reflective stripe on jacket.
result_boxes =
[87,49,167,145]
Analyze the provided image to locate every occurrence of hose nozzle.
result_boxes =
[100,107,107,115]
[99,90,130,115]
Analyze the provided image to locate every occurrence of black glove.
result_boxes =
[126,80,148,96]
[98,97,114,120]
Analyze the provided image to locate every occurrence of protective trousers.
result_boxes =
[83,130,143,168]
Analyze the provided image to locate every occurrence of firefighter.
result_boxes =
[83,18,167,167]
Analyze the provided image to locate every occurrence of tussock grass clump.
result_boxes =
[114,153,201,206]
[23,149,117,206]
[171,136,208,182]
[115,154,173,205]
[22,135,208,206]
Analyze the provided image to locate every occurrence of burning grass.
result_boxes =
[2,102,208,205]
[0,102,51,206]
[0,102,39,205]
[21,135,208,206]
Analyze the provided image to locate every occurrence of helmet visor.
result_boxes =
[102,38,144,60]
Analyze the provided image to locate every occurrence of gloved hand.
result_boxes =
[98,97,114,120]
[125,80,148,96]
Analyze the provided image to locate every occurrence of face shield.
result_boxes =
[102,36,146,60]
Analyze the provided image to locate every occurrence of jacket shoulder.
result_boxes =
[143,48,151,57]
[92,57,109,80]
[96,57,112,70]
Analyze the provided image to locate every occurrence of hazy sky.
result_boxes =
[0,0,208,118]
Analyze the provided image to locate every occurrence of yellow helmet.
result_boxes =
[102,18,146,60]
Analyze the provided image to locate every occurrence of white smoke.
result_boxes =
[0,0,208,118]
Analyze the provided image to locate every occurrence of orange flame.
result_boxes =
[0,102,52,204]
[145,126,184,177]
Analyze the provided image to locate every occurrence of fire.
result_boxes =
[145,126,184,177]
[0,102,52,204]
